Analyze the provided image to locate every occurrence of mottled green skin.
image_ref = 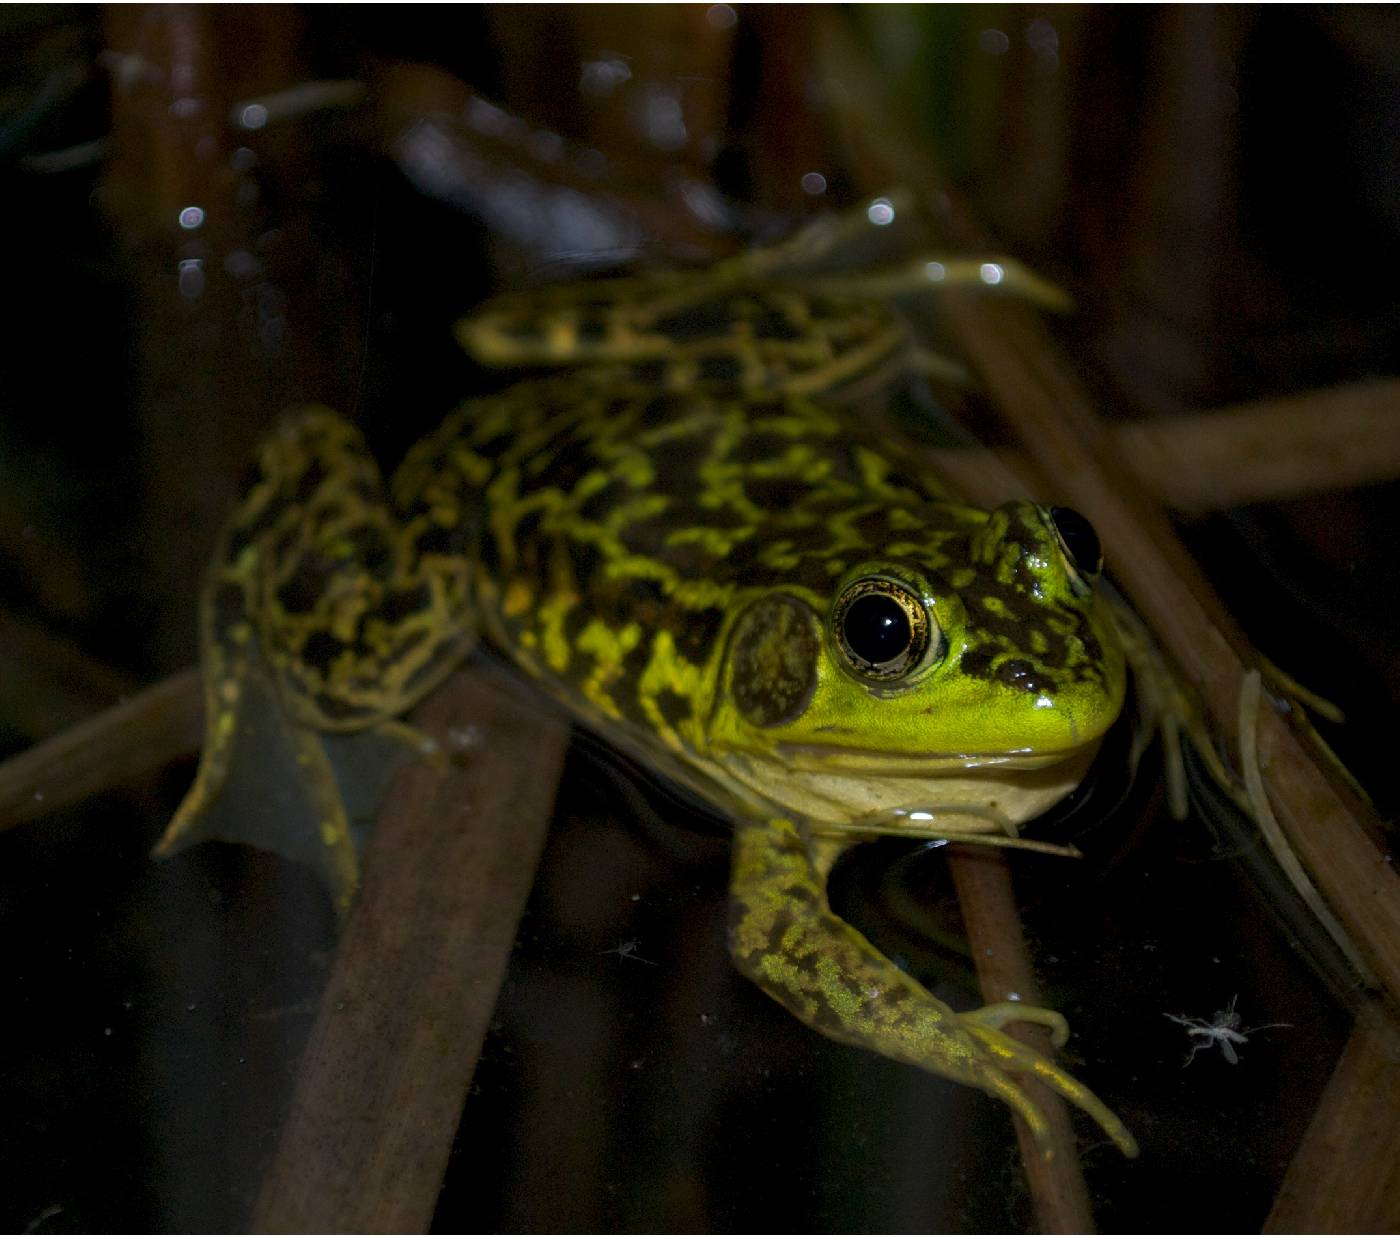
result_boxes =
[391,374,1119,781]
[164,252,1136,1159]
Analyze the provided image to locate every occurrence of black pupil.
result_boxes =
[843,594,912,666]
[1049,506,1102,576]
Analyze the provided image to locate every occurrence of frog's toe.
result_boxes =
[959,1000,1070,1049]
[974,1064,1057,1156]
[962,1020,1140,1158]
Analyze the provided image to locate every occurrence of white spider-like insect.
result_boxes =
[1163,995,1291,1066]
[599,938,657,966]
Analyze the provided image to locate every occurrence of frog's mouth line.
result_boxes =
[772,743,1098,776]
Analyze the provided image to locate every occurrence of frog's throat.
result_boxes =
[708,741,1101,833]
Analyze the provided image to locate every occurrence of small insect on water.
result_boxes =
[1163,995,1291,1066]
[600,938,657,966]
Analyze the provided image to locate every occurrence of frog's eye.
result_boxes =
[832,577,941,682]
[1048,506,1103,593]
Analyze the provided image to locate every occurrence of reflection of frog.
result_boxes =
[160,199,1136,1158]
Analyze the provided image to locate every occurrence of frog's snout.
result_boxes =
[970,500,1105,601]
[969,500,1049,568]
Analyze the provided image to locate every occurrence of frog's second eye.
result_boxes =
[832,578,940,682]
[1048,506,1103,592]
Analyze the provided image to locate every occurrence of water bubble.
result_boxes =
[644,90,687,151]
[223,249,261,280]
[979,261,1005,286]
[800,171,827,196]
[178,205,204,230]
[978,28,1010,55]
[178,259,205,300]
[924,261,946,282]
[866,197,895,226]
[680,179,729,228]
[1026,18,1059,60]
[239,102,268,130]
[706,4,737,29]
[579,57,631,98]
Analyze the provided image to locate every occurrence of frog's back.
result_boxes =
[393,374,966,743]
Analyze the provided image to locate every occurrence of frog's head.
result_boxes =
[702,501,1127,831]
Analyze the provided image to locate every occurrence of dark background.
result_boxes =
[0,5,1395,1231]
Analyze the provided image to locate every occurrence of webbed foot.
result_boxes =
[155,637,361,913]
[956,1017,1138,1157]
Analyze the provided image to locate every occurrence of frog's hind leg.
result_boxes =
[158,407,475,910]
[248,408,478,735]
[156,409,377,906]
[155,539,267,861]
[728,816,1138,1159]
[155,639,360,912]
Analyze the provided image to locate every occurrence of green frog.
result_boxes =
[160,199,1137,1159]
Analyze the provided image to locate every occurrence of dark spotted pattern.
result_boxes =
[169,215,1136,1162]
[372,371,1112,754]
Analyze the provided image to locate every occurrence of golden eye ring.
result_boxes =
[831,577,941,682]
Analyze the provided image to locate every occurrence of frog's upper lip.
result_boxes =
[773,743,1094,774]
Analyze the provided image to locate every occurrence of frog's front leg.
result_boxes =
[728,816,1138,1159]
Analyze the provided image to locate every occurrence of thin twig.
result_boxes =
[1115,378,1400,514]
[949,848,1097,1234]
[250,665,569,1233]
[0,607,140,741]
[1265,1005,1400,1233]
[0,668,202,834]
[928,377,1400,516]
